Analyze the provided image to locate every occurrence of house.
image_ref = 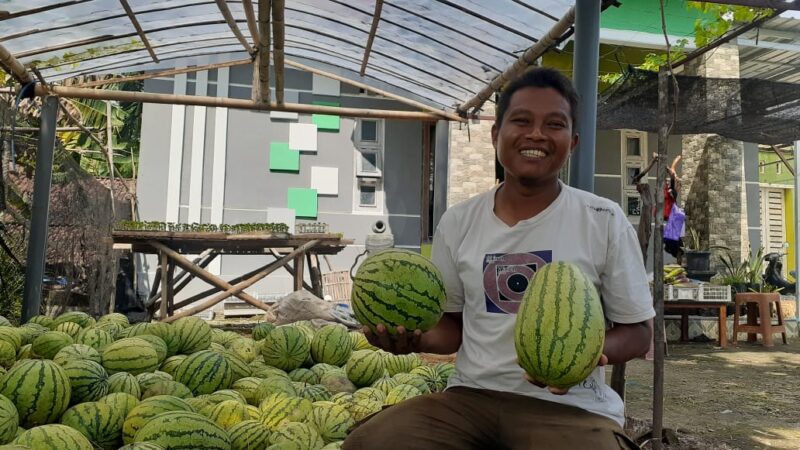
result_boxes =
[758,146,796,275]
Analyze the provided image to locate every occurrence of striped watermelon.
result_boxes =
[97,392,140,420]
[53,322,83,338]
[0,359,71,427]
[255,377,297,404]
[348,331,377,351]
[230,377,262,406]
[207,400,249,429]
[137,371,173,392]
[391,373,430,394]
[119,443,166,450]
[228,419,271,450]
[409,365,442,392]
[0,394,18,444]
[269,421,323,449]
[31,331,73,359]
[96,313,130,327]
[141,381,193,400]
[53,344,101,366]
[259,327,310,372]
[216,350,252,382]
[15,344,33,361]
[204,389,247,406]
[309,364,338,380]
[52,311,93,329]
[212,330,241,347]
[370,377,399,395]
[251,323,275,341]
[133,411,231,449]
[173,350,233,395]
[351,249,446,333]
[101,338,160,375]
[329,392,353,407]
[258,394,312,431]
[319,371,356,394]
[345,350,384,387]
[159,355,188,377]
[0,343,15,371]
[383,353,418,376]
[384,384,421,405]
[13,424,93,450]
[122,395,195,444]
[514,261,605,389]
[135,335,168,364]
[226,338,257,364]
[348,398,382,422]
[59,401,121,450]
[352,387,385,403]
[61,359,109,404]
[26,315,54,329]
[288,368,319,384]
[126,323,181,358]
[310,325,351,366]
[107,372,142,399]
[173,317,212,354]
[298,384,332,402]
[17,324,48,346]
[307,402,354,443]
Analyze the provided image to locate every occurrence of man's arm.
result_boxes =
[364,312,464,355]
[603,319,652,365]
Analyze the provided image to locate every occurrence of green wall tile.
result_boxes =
[312,101,340,132]
[287,188,318,218]
[270,142,300,172]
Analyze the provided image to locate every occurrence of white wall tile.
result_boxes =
[289,123,318,152]
[310,166,339,195]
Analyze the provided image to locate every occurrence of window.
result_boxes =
[354,119,385,212]
[626,195,642,216]
[626,136,641,157]
[625,164,642,188]
[620,130,648,220]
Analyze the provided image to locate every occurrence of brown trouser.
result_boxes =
[343,387,639,450]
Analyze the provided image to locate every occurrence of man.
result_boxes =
[343,68,654,450]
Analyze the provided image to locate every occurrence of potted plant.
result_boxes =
[683,228,712,273]
[744,246,766,293]
[715,251,749,294]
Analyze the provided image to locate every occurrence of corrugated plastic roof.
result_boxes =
[0,0,576,111]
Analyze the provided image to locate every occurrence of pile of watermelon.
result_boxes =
[0,311,454,450]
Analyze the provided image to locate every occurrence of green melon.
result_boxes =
[0,343,15,371]
[204,389,247,406]
[137,371,172,392]
[134,335,168,365]
[159,355,187,377]
[13,424,92,450]
[0,394,19,444]
[118,443,166,450]
[97,392,140,420]
[269,421,323,449]
[348,331,377,351]
[251,323,276,341]
[514,261,606,389]
[173,350,233,395]
[370,377,399,395]
[16,324,48,347]
[173,317,212,354]
[345,350,384,387]
[352,387,385,404]
[310,325,351,366]
[61,359,109,404]
[31,331,73,359]
[0,360,70,427]
[53,344,101,366]
[101,338,160,375]
[254,377,296,405]
[348,398,382,422]
[409,365,442,392]
[132,411,231,449]
[96,313,129,328]
[121,395,195,444]
[216,350,251,382]
[141,381,193,400]
[307,402,354,443]
[207,399,249,430]
[52,311,93,329]
[258,394,312,431]
[230,377,262,406]
[107,372,142,399]
[259,327,310,372]
[351,249,446,333]
[59,401,121,450]
[392,373,431,394]
[226,338,257,364]
[75,328,114,351]
[26,315,54,329]
[228,419,271,450]
[298,384,332,402]
[53,322,82,339]
[288,368,319,384]
[384,384,421,405]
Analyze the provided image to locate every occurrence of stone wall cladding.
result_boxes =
[680,45,748,265]
[447,103,497,206]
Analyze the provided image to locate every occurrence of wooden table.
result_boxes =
[664,300,732,348]
[112,231,352,322]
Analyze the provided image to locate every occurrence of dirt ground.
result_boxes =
[618,339,800,450]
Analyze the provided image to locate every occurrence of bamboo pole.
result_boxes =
[0,126,99,132]
[0,43,33,84]
[770,145,795,176]
[457,6,575,114]
[242,0,260,46]
[360,0,384,76]
[272,0,286,105]
[215,0,254,55]
[74,59,252,88]
[30,84,448,121]
[106,100,116,219]
[119,0,159,63]
[162,240,320,323]
[284,60,464,122]
[254,0,272,103]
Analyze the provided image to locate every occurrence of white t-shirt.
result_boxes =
[431,182,655,425]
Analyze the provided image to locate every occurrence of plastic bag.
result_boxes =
[273,290,358,328]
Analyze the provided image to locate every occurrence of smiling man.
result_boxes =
[343,68,654,450]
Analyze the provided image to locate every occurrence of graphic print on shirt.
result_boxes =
[483,250,552,314]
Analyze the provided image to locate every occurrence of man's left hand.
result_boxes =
[521,354,609,395]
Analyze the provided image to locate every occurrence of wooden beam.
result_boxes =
[119,0,159,63]
[74,59,251,88]
[242,0,260,46]
[272,0,286,105]
[162,240,319,323]
[30,84,449,121]
[360,0,384,76]
[159,251,169,319]
[254,0,271,103]
[284,59,464,122]
[771,145,796,176]
[0,0,89,20]
[457,6,575,114]
[0,43,33,84]
[699,0,800,10]
[215,0,254,54]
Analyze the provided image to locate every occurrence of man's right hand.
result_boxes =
[363,324,423,355]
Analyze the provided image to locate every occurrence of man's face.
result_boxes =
[492,86,578,185]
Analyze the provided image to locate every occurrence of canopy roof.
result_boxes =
[1,0,576,112]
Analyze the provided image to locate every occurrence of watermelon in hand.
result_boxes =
[350,249,446,334]
[514,261,606,390]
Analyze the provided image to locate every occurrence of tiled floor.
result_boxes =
[665,315,799,342]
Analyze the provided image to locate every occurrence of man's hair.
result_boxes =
[494,67,579,131]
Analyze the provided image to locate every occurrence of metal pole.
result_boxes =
[432,120,450,231]
[22,96,58,322]
[568,0,601,193]
[795,140,799,319]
